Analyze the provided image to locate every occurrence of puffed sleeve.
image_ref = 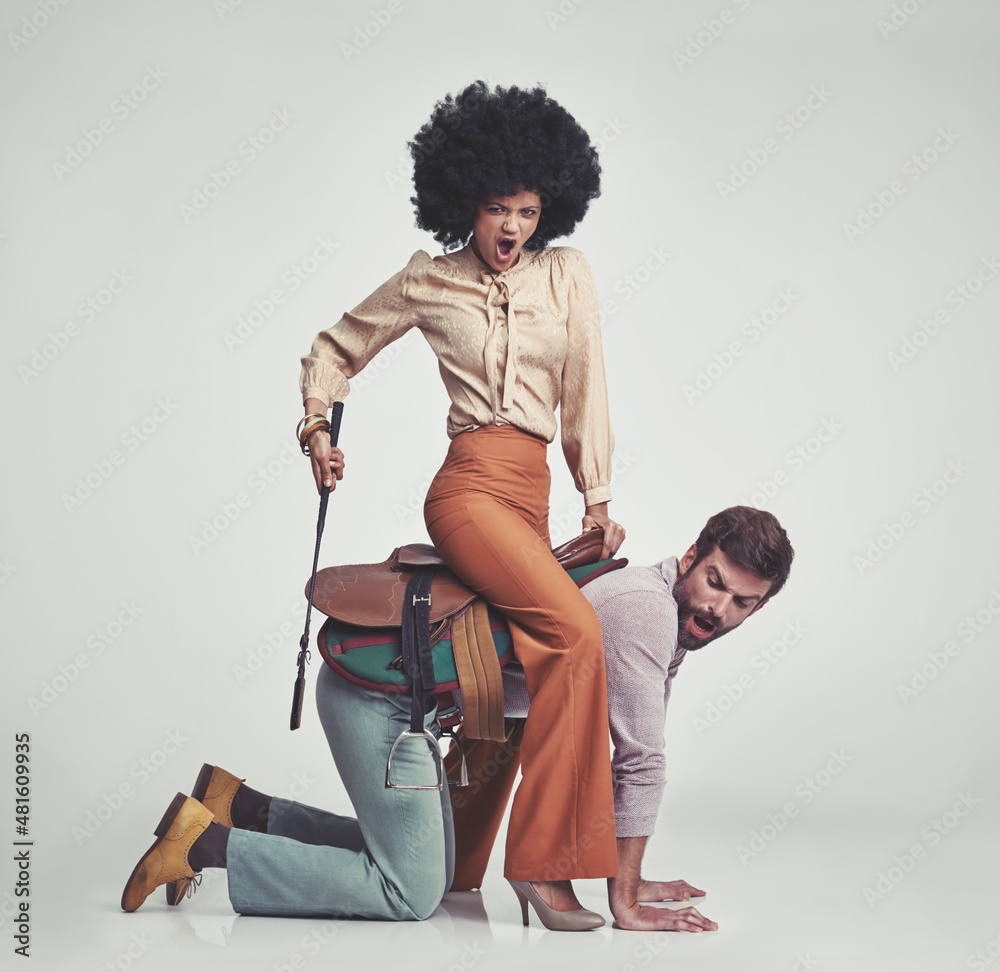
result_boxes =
[299,251,431,406]
[558,249,615,506]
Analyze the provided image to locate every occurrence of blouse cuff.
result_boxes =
[583,484,612,507]
[301,385,333,408]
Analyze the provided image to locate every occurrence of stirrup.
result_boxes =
[439,726,469,788]
[384,728,444,790]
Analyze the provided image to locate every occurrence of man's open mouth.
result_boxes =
[692,614,716,635]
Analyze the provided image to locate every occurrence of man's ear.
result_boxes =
[748,597,769,618]
[677,544,698,576]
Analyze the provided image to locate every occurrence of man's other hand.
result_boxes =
[612,902,718,932]
[637,877,706,902]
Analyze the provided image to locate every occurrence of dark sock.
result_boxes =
[188,820,229,871]
[230,782,272,833]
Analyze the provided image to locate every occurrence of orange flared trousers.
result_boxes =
[424,424,617,881]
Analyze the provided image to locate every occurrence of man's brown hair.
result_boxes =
[693,506,794,598]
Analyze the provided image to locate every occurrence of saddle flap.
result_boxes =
[309,558,478,627]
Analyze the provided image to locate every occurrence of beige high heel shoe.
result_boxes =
[507,880,605,931]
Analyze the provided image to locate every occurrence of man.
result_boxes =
[444,506,794,932]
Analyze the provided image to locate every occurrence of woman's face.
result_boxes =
[470,188,542,272]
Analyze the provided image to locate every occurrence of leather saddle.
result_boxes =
[307,529,606,629]
[307,528,609,791]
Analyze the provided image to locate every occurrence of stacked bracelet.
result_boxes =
[297,413,331,457]
[296,413,328,441]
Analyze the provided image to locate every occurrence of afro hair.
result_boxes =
[409,81,601,251]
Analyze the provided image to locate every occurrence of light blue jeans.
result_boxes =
[227,665,455,919]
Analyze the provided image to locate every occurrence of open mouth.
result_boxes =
[691,614,716,636]
[496,238,515,260]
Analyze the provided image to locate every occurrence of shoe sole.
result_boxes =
[121,792,188,912]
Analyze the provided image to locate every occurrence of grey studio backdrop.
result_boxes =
[1,1,998,970]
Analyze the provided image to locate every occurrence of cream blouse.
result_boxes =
[300,244,614,506]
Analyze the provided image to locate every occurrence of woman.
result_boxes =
[121,81,623,929]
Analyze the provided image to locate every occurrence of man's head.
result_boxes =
[674,507,794,652]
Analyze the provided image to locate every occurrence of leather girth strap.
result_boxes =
[402,569,435,735]
[450,600,508,742]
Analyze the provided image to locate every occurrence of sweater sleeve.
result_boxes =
[299,251,429,406]
[600,589,673,838]
[557,250,615,506]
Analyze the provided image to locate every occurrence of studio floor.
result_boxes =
[22,805,998,972]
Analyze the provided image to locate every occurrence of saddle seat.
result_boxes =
[308,530,606,628]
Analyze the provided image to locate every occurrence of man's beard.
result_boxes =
[674,571,727,652]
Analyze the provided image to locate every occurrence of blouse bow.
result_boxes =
[482,271,519,411]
